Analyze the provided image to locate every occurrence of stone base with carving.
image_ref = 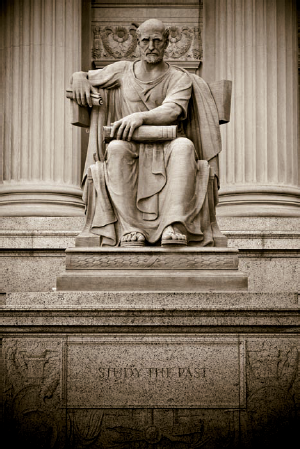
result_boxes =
[1,291,300,449]
[56,247,248,291]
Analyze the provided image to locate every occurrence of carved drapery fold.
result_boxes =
[0,0,84,215]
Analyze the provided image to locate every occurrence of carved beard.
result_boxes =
[145,54,163,64]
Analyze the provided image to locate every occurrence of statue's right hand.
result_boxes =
[71,72,98,108]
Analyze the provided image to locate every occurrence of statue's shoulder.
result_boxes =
[167,65,192,88]
[168,64,191,79]
[105,60,132,73]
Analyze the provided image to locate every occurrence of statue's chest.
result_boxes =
[122,77,168,108]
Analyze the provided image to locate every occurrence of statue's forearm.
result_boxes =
[141,104,182,126]
[110,104,182,141]
[70,71,88,83]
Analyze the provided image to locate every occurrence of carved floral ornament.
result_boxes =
[92,24,202,61]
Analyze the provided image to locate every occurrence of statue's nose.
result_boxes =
[148,40,154,50]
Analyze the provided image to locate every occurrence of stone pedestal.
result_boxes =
[203,0,300,216]
[0,0,84,216]
[56,247,248,292]
[1,291,300,448]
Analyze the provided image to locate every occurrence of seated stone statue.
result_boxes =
[71,19,229,248]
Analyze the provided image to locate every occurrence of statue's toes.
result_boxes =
[121,232,145,247]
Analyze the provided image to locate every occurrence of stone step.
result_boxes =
[65,247,240,270]
[56,269,248,292]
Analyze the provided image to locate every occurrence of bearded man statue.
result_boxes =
[71,19,227,248]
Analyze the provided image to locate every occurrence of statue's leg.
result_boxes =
[161,137,197,246]
[105,140,145,246]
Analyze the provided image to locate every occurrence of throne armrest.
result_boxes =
[66,89,103,128]
[207,80,232,124]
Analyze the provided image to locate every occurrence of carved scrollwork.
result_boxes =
[69,253,235,270]
[165,26,193,59]
[247,344,299,390]
[92,24,202,63]
[246,343,299,448]
[3,340,61,448]
[100,25,138,60]
[192,27,202,60]
[4,342,60,404]
[67,409,209,448]
[105,422,208,447]
[92,26,102,59]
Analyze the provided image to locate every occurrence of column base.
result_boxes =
[0,183,84,216]
[217,186,300,217]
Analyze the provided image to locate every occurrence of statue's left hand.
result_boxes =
[111,113,144,141]
[71,72,98,107]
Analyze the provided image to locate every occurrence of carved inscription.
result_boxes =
[98,366,206,379]
[69,253,237,270]
[67,337,242,408]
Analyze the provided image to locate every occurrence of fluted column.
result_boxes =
[0,0,83,215]
[202,0,300,216]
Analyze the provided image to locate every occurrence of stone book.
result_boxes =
[66,89,103,105]
[103,125,177,142]
[66,89,103,127]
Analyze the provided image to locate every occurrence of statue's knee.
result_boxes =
[170,137,195,157]
[106,140,132,159]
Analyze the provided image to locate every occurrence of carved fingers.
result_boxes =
[110,113,144,141]
[72,72,98,108]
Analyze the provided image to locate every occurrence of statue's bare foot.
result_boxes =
[161,225,187,246]
[120,231,145,247]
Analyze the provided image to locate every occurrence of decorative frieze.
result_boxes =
[67,252,237,270]
[92,24,202,66]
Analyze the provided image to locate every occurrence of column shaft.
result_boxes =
[0,0,84,215]
[203,0,300,216]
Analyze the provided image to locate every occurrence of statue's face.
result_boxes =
[138,29,168,64]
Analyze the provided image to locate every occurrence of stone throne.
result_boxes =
[57,71,248,292]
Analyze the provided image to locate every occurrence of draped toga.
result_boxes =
[80,61,222,246]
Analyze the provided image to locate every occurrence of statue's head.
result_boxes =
[136,19,169,64]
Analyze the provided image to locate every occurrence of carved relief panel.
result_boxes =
[245,338,300,448]
[3,338,64,449]
[4,335,300,447]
